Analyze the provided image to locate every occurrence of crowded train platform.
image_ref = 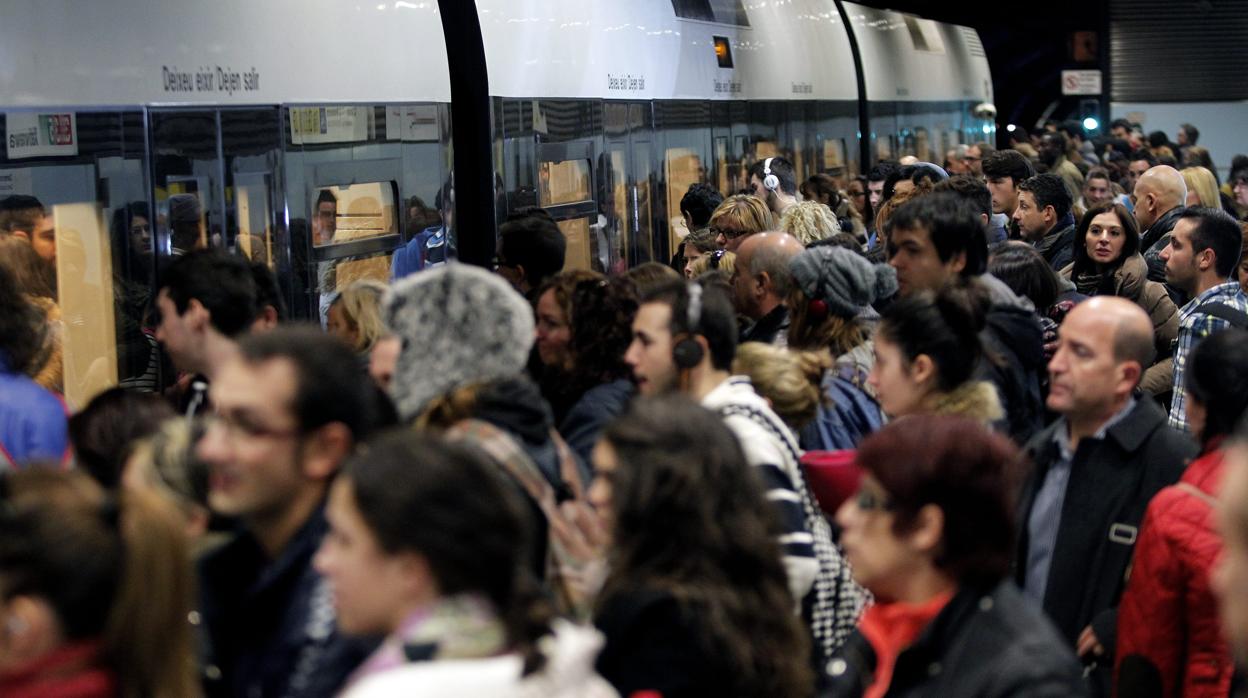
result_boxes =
[5,0,1248,696]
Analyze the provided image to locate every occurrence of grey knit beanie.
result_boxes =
[789,246,898,318]
[384,263,535,421]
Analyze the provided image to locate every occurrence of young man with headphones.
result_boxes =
[623,278,866,684]
[749,156,801,218]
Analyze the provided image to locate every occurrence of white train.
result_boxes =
[0,0,993,402]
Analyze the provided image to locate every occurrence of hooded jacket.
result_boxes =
[976,275,1048,444]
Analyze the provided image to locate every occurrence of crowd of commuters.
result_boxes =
[4,121,1248,698]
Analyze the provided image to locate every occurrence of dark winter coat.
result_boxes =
[557,378,634,467]
[977,275,1048,444]
[824,582,1087,697]
[1017,399,1195,696]
[1035,221,1078,272]
[198,507,378,698]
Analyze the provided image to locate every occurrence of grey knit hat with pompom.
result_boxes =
[788,246,898,319]
[384,263,535,421]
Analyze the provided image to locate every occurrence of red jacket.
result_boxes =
[1115,445,1232,698]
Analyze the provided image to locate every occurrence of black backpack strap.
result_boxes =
[1195,302,1248,329]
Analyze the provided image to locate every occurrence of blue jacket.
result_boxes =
[799,370,884,452]
[558,378,634,467]
[0,357,69,468]
[391,225,452,281]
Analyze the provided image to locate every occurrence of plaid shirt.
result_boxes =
[1169,281,1248,431]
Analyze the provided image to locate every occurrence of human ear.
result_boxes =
[910,353,937,387]
[302,422,352,481]
[909,504,945,556]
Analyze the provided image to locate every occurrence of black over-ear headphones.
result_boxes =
[672,282,705,370]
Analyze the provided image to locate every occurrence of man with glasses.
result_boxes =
[196,326,388,698]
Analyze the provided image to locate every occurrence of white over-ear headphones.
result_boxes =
[762,157,779,192]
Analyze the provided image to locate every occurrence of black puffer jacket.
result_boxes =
[824,582,1087,698]
[977,275,1048,444]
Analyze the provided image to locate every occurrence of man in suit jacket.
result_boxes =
[1017,296,1196,696]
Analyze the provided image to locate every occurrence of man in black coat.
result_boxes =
[196,328,386,698]
[1017,297,1196,696]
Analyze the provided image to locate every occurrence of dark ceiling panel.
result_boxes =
[1110,0,1248,101]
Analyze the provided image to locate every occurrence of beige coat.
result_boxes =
[1059,254,1178,395]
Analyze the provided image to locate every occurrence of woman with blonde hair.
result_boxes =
[327,279,388,357]
[687,249,735,280]
[708,194,772,250]
[1182,166,1221,209]
[780,200,842,246]
[0,469,199,698]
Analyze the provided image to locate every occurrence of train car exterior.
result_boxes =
[0,0,992,405]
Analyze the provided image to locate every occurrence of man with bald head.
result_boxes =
[1134,165,1188,284]
[1017,296,1195,695]
[733,231,804,346]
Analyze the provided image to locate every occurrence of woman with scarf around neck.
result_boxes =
[314,431,616,698]
[828,415,1086,697]
[1059,201,1178,396]
[867,284,1004,428]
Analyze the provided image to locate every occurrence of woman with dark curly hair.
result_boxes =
[533,271,639,464]
[589,396,816,698]
[0,264,69,467]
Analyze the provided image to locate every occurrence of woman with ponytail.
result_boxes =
[0,469,198,698]
[313,430,616,698]
[869,284,1004,427]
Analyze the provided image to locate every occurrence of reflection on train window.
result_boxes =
[159,184,209,254]
[539,159,591,207]
[558,218,593,272]
[665,147,703,254]
[235,173,274,265]
[877,135,895,161]
[914,128,931,163]
[823,139,846,174]
[754,141,780,160]
[52,203,118,407]
[312,182,397,247]
[669,0,750,26]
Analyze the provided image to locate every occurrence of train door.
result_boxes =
[148,108,283,273]
[604,101,655,268]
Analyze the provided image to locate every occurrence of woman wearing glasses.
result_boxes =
[708,194,771,251]
[830,415,1085,697]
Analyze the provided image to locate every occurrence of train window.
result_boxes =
[311,182,398,247]
[1,109,151,405]
[664,147,703,254]
[914,128,931,163]
[823,139,846,175]
[558,218,594,272]
[669,0,750,27]
[539,159,592,207]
